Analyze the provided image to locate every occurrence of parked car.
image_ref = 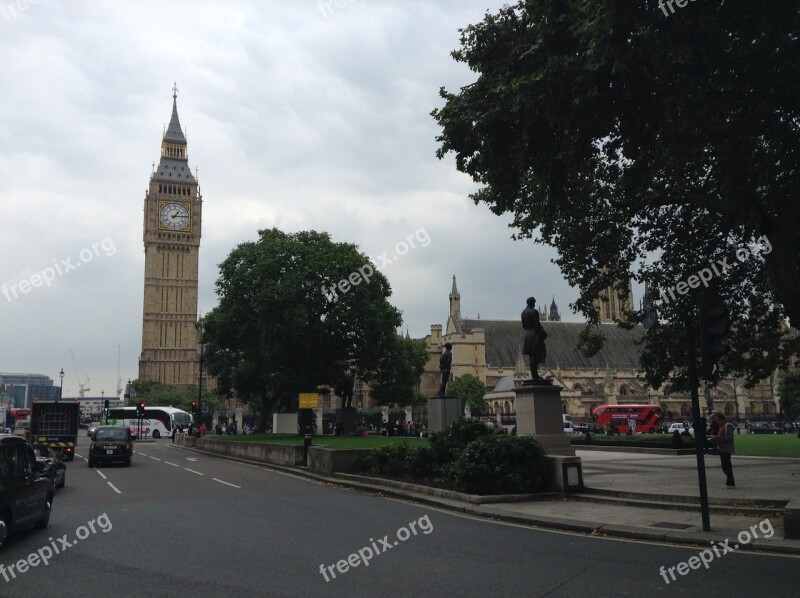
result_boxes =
[88,426,132,467]
[0,434,53,548]
[667,422,694,436]
[32,444,66,491]
[87,422,101,439]
[749,421,784,434]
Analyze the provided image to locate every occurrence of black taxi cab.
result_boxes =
[88,426,132,467]
[0,434,53,549]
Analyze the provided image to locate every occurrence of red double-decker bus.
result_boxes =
[8,408,32,438]
[591,404,662,434]
[9,408,31,422]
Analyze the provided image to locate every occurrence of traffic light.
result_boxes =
[137,402,146,417]
[103,399,109,417]
[699,291,731,383]
[191,401,197,417]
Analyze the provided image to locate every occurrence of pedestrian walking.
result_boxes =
[713,413,736,488]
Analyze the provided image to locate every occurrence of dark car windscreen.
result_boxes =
[95,429,127,441]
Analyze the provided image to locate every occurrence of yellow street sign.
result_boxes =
[298,393,320,409]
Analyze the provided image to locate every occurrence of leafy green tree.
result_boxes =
[368,337,429,407]
[778,371,800,420]
[432,1,800,390]
[202,228,403,431]
[447,374,487,415]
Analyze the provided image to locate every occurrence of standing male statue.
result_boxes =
[522,297,547,381]
[436,342,453,397]
[337,369,355,409]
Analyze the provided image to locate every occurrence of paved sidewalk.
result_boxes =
[476,450,800,554]
[577,449,800,502]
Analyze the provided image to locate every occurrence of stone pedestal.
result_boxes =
[405,406,413,423]
[513,382,574,456]
[315,408,323,433]
[272,412,298,434]
[337,407,357,435]
[427,397,462,434]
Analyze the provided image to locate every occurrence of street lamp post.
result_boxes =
[302,272,315,456]
[197,324,205,434]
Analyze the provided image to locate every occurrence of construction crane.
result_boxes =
[69,349,91,398]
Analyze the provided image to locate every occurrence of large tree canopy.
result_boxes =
[433,0,800,390]
[448,374,488,415]
[202,228,408,430]
[368,336,429,408]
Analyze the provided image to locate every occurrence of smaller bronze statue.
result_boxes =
[337,369,355,409]
[522,297,547,381]
[436,342,453,397]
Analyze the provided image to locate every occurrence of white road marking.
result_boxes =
[96,471,107,480]
[107,482,122,494]
[164,461,179,467]
[185,468,204,476]
[186,457,198,461]
[149,456,161,461]
[212,478,241,489]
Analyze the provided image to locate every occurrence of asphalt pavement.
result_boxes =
[2,435,798,597]
[179,440,800,555]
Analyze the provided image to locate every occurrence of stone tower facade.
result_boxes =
[138,87,202,386]
[593,278,634,323]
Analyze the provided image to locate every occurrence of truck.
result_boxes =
[30,398,80,461]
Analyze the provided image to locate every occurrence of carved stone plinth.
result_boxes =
[337,407,357,435]
[427,397,462,434]
[513,382,574,456]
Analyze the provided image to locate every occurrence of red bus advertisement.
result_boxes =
[591,404,662,434]
[9,408,31,421]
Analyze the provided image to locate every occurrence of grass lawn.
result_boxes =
[207,433,428,450]
[727,433,800,458]
[575,432,800,457]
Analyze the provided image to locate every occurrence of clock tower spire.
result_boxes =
[138,85,203,387]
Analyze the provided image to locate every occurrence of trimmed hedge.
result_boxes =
[453,434,553,494]
[571,433,695,449]
[359,419,554,494]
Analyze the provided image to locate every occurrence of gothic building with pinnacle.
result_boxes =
[421,276,779,423]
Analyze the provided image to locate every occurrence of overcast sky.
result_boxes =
[0,0,604,399]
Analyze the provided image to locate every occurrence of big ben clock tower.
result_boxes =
[138,85,202,386]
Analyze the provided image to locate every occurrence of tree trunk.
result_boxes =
[766,220,800,330]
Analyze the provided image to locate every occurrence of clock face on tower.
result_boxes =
[159,202,190,230]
